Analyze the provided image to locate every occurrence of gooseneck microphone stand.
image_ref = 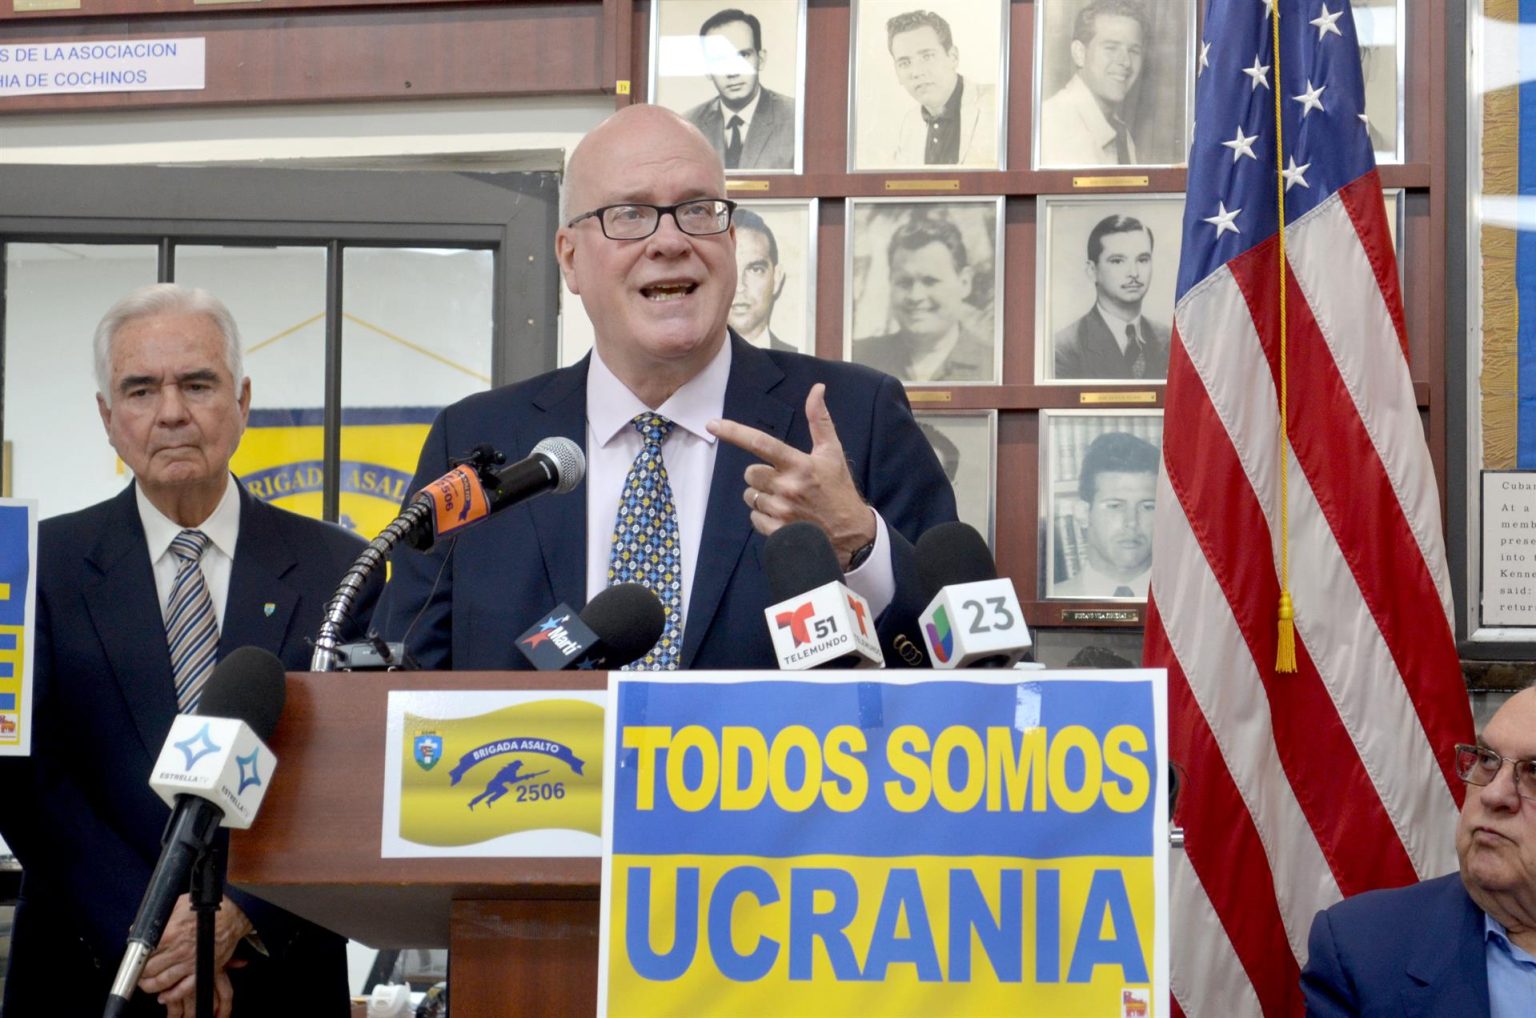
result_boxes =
[310,446,503,672]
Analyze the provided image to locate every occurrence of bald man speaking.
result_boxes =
[375,104,956,670]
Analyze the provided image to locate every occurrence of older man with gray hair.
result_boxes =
[0,283,374,1016]
[1302,686,1536,1016]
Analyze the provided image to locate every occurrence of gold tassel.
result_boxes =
[1276,590,1297,672]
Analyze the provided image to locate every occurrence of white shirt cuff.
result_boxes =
[843,510,895,620]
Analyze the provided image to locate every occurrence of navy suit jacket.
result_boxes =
[1052,307,1171,381]
[0,483,376,1017]
[684,87,796,170]
[1301,872,1491,1018]
[374,335,957,670]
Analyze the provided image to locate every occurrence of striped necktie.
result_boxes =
[1125,323,1147,379]
[166,529,220,711]
[608,413,683,669]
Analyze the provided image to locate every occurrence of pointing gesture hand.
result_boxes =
[707,383,876,567]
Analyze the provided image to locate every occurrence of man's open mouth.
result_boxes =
[643,283,697,302]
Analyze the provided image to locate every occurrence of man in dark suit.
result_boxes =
[1301,686,1536,1016]
[683,8,796,171]
[1053,214,1171,380]
[374,104,955,671]
[0,284,374,1017]
[730,207,796,353]
[853,217,995,384]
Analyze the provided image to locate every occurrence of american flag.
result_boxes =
[1142,2,1474,1015]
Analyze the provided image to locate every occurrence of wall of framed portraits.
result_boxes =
[0,0,1452,669]
[635,0,1440,663]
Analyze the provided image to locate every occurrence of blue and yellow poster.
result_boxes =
[231,407,436,540]
[0,501,36,757]
[599,671,1169,1017]
[382,690,607,857]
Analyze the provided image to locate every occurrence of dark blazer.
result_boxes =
[374,334,957,670]
[0,482,376,1017]
[853,325,996,383]
[684,87,797,170]
[1300,872,1491,1018]
[1053,307,1171,380]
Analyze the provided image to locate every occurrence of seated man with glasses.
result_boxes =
[375,103,956,670]
[1301,685,1536,1017]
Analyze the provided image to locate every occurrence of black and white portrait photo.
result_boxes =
[845,197,1002,385]
[916,411,996,545]
[1038,194,1184,383]
[650,2,804,172]
[730,199,816,355]
[1352,0,1402,163]
[1033,0,1192,168]
[848,0,1008,171]
[1042,410,1163,600]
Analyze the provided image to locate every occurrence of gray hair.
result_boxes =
[93,283,244,405]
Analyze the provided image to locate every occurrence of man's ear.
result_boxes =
[771,265,786,301]
[555,227,581,295]
[1070,39,1087,71]
[1072,497,1092,534]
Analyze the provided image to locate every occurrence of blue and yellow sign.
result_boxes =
[383,690,607,857]
[231,407,436,539]
[0,501,36,756]
[599,672,1168,1017]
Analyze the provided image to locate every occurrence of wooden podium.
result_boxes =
[228,671,606,1016]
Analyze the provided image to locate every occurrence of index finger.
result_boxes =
[707,416,802,468]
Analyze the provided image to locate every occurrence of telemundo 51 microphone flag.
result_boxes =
[0,500,37,756]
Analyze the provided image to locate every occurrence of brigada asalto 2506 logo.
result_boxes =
[437,734,588,811]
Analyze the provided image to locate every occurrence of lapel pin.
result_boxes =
[263,602,276,617]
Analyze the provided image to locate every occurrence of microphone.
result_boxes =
[915,522,1031,669]
[515,583,665,670]
[762,522,883,669]
[104,647,288,1018]
[403,437,585,551]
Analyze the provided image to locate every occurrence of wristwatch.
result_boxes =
[845,536,876,571]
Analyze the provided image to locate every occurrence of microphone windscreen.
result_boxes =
[916,521,998,597]
[582,583,666,668]
[532,437,586,495]
[764,521,844,602]
[194,646,288,741]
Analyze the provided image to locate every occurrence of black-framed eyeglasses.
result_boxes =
[566,199,737,240]
[1453,743,1536,800]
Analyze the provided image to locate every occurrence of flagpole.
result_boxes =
[1271,2,1297,672]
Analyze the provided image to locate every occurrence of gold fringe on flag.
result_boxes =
[1271,3,1297,672]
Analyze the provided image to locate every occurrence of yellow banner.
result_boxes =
[397,698,605,848]
[607,854,1154,1017]
[229,412,432,538]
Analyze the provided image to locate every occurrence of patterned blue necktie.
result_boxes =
[608,413,683,669]
[166,529,220,710]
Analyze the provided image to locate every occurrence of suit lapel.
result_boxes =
[527,360,591,610]
[742,93,774,166]
[82,485,180,761]
[1083,311,1124,373]
[222,488,302,663]
[682,336,792,667]
[1400,876,1492,1018]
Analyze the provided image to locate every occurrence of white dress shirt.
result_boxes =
[584,338,895,638]
[136,476,241,631]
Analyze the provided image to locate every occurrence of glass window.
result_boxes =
[3,243,158,519]
[340,247,494,536]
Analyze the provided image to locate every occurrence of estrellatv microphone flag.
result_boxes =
[1142,2,1474,1015]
